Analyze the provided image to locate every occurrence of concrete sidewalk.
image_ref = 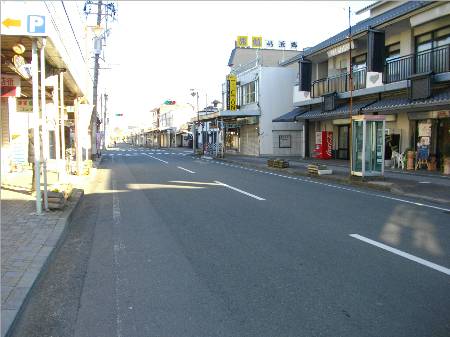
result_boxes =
[218,154,450,206]
[0,162,99,337]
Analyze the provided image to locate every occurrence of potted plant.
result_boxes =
[443,144,450,175]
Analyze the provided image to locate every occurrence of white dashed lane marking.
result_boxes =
[350,234,450,276]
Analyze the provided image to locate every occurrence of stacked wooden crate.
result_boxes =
[267,159,289,168]
[307,163,332,175]
[46,184,73,210]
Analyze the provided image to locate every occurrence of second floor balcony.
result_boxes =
[384,44,450,83]
[304,44,450,100]
[311,67,367,98]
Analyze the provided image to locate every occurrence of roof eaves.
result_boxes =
[227,48,237,67]
[279,53,304,66]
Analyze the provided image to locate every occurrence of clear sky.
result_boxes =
[100,1,374,128]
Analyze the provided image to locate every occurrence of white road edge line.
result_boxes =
[350,234,450,276]
[209,160,450,213]
[177,166,195,174]
[214,180,265,201]
[143,153,168,164]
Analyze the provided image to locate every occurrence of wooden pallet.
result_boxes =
[268,159,289,168]
[307,164,332,175]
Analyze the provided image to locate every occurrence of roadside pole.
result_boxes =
[192,123,196,154]
[53,75,61,177]
[91,0,102,159]
[32,39,42,214]
[348,6,354,177]
[40,38,48,210]
[60,71,66,177]
[103,93,108,150]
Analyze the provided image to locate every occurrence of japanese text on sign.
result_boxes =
[226,74,237,111]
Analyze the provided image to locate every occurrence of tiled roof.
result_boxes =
[281,1,432,66]
[362,90,450,112]
[272,107,305,122]
[297,100,375,120]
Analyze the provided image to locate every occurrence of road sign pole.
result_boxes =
[32,39,42,214]
[40,37,48,210]
[60,71,66,176]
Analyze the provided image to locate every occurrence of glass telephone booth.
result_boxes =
[351,115,386,177]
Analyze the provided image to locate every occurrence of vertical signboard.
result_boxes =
[252,36,262,48]
[236,36,248,48]
[226,74,237,111]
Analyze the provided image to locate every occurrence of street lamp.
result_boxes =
[190,89,199,153]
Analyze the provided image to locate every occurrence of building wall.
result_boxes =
[258,67,297,155]
[231,48,300,68]
[239,124,259,155]
[413,14,450,36]
[272,122,304,156]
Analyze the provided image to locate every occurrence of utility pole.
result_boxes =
[103,93,108,149]
[348,6,354,176]
[84,0,116,158]
[191,89,199,154]
[90,0,102,160]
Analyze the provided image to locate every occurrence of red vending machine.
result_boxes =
[313,131,333,159]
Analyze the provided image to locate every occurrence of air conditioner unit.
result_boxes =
[366,71,383,88]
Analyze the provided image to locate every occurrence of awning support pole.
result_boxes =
[32,39,42,214]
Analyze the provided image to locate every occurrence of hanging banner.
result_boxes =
[17,98,33,112]
[1,74,21,97]
[226,74,237,111]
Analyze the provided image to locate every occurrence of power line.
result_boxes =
[60,0,90,74]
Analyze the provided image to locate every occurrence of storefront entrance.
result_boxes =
[437,118,450,166]
[337,125,349,159]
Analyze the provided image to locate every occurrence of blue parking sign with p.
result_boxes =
[27,15,45,34]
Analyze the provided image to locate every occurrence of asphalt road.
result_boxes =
[11,144,450,337]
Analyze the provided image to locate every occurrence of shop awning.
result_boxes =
[296,100,375,121]
[193,109,260,122]
[361,90,450,114]
[272,107,306,122]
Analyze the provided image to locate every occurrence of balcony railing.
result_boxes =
[311,67,367,98]
[384,44,450,83]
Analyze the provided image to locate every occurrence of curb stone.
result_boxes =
[2,189,85,337]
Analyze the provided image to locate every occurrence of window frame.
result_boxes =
[240,80,258,106]
[415,25,450,53]
[385,42,400,61]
